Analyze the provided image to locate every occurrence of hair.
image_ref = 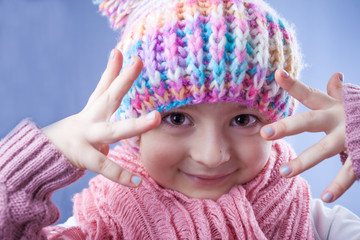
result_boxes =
[95,0,303,122]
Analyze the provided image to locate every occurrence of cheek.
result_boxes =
[234,137,272,178]
[139,132,186,182]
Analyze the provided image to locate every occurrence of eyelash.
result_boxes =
[162,112,259,128]
[230,114,259,128]
[162,112,192,128]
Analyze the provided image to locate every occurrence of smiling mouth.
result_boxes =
[182,171,232,186]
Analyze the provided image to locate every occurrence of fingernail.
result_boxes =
[322,192,333,202]
[264,127,274,137]
[280,165,292,176]
[131,175,141,185]
[146,111,156,120]
[339,73,344,82]
[282,69,290,78]
[109,49,115,59]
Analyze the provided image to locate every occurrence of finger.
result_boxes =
[86,111,161,144]
[321,156,356,203]
[99,144,110,155]
[279,131,345,178]
[85,147,142,187]
[91,56,143,120]
[275,69,334,110]
[261,110,329,140]
[87,49,124,105]
[327,72,344,101]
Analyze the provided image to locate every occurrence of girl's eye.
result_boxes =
[231,114,257,127]
[163,113,191,126]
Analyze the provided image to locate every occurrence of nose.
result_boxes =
[190,127,231,168]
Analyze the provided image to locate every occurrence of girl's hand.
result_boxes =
[42,49,161,187]
[260,69,356,203]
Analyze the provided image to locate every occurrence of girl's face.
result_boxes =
[139,102,272,200]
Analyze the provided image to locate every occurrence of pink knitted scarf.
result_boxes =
[73,140,314,239]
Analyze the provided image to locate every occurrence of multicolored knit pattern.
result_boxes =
[94,0,303,122]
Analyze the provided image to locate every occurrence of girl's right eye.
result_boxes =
[162,112,192,126]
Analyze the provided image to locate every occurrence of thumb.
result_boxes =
[327,72,344,100]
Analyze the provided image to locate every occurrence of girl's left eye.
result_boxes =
[231,114,258,127]
[163,112,192,126]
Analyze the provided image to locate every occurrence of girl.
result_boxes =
[1,0,360,239]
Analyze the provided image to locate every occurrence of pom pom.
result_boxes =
[93,0,144,30]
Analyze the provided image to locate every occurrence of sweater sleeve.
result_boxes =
[0,119,85,239]
[342,84,360,179]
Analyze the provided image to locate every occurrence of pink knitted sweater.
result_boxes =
[0,84,359,239]
[72,140,314,239]
[343,84,360,179]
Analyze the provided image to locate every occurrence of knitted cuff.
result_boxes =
[0,119,85,194]
[0,119,85,236]
[343,84,360,180]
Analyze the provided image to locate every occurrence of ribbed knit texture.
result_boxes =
[0,120,85,239]
[94,0,303,122]
[1,82,360,238]
[343,83,360,179]
[73,140,314,239]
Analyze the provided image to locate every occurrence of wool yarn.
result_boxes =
[95,0,303,122]
[73,140,314,239]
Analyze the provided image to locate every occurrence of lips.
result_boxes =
[181,171,233,186]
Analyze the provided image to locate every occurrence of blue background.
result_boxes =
[1,0,360,223]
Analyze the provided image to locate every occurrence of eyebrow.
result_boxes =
[233,104,272,122]
[163,103,271,122]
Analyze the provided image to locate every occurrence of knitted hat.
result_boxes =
[94,0,303,122]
